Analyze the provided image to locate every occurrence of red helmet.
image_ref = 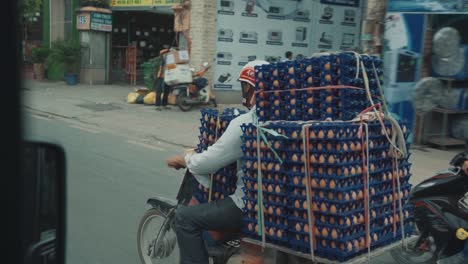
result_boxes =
[238,60,269,87]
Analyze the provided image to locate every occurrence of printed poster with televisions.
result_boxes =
[214,0,362,90]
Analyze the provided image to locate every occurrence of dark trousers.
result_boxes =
[154,77,170,106]
[174,197,243,264]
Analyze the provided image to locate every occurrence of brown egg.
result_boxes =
[293,176,299,185]
[358,214,364,224]
[306,65,312,73]
[327,167,334,175]
[329,180,336,189]
[275,163,281,172]
[304,224,309,233]
[252,140,257,149]
[268,206,274,215]
[275,185,281,194]
[326,96,333,103]
[320,203,328,212]
[353,240,360,250]
[308,108,314,114]
[319,155,326,164]
[255,225,259,233]
[373,234,378,243]
[296,223,302,232]
[325,74,332,82]
[273,69,278,77]
[268,228,275,236]
[346,218,351,226]
[357,190,364,200]
[318,191,325,198]
[311,179,319,188]
[343,167,350,176]
[276,207,282,215]
[350,142,356,151]
[247,202,253,210]
[290,98,296,105]
[326,107,333,114]
[344,193,351,201]
[292,154,299,162]
[303,200,309,210]
[331,241,337,249]
[309,154,317,164]
[302,177,307,186]
[330,205,337,214]
[312,202,319,211]
[352,215,358,225]
[289,79,296,86]
[321,239,327,247]
[318,130,325,139]
[248,223,254,231]
[273,229,282,239]
[319,179,327,188]
[329,217,336,225]
[322,228,329,237]
[324,62,331,70]
[307,97,314,104]
[350,167,356,175]
[357,166,362,175]
[307,76,313,84]
[328,192,334,200]
[318,167,324,174]
[294,200,300,208]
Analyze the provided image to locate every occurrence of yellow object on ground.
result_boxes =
[144,92,156,105]
[168,94,177,105]
[127,92,139,104]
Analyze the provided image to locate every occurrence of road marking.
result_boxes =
[69,125,101,134]
[127,140,166,151]
[31,114,53,121]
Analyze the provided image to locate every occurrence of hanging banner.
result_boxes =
[213,0,361,90]
[388,0,468,13]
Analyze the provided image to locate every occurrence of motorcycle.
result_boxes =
[170,62,217,112]
[391,151,468,263]
[137,170,240,264]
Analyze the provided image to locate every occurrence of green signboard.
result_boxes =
[91,12,112,32]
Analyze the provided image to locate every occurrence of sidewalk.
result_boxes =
[22,79,241,148]
[22,80,464,185]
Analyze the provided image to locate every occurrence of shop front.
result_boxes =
[109,1,178,84]
[384,0,468,146]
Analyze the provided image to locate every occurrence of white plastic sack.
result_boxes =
[164,64,193,85]
[413,77,445,112]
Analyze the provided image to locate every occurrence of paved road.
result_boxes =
[23,112,403,264]
[23,112,184,264]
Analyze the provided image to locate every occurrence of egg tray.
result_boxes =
[242,177,289,196]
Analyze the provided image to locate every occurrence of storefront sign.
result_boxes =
[90,12,112,32]
[110,0,182,7]
[388,0,468,13]
[77,13,91,30]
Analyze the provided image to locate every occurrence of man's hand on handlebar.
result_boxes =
[166,154,187,170]
[463,160,468,175]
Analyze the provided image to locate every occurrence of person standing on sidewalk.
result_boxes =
[154,49,171,110]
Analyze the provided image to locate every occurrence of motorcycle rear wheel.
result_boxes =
[390,228,438,264]
[137,208,179,264]
[177,93,192,112]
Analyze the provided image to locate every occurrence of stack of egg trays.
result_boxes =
[240,123,290,245]
[274,121,411,261]
[193,108,244,202]
[317,54,343,121]
[300,58,321,121]
[255,64,273,122]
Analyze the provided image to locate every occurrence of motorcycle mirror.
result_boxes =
[21,141,66,264]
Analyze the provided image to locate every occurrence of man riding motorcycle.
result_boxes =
[166,60,269,264]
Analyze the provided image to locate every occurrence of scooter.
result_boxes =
[391,151,468,264]
[137,170,239,264]
[170,62,217,112]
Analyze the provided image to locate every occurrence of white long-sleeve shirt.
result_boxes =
[184,108,255,209]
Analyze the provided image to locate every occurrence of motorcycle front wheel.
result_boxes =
[177,93,192,112]
[137,208,179,264]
